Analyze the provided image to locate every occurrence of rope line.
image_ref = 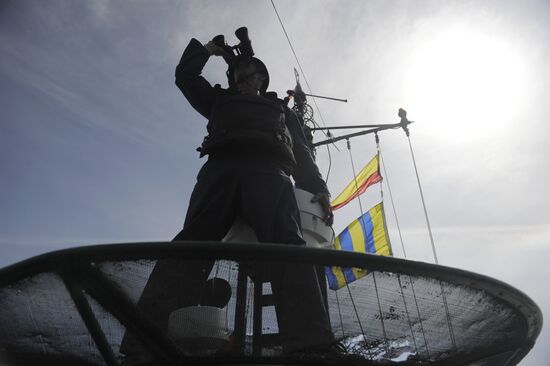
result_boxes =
[377,141,407,258]
[269,0,337,183]
[345,138,391,356]
[439,280,457,350]
[376,134,427,357]
[409,275,430,357]
[346,139,365,215]
[343,138,369,349]
[378,153,430,357]
[335,289,345,338]
[406,133,456,350]
[324,144,333,184]
[269,0,329,130]
[397,274,419,356]
[345,284,374,360]
[406,135,438,263]
[372,272,390,356]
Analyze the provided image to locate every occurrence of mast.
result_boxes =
[286,68,317,154]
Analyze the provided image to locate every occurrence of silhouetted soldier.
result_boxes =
[121,29,335,361]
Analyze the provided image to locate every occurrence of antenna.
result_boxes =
[286,69,349,155]
[311,109,414,147]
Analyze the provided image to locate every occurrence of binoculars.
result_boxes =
[212,27,254,65]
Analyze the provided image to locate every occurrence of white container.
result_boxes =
[294,188,335,249]
[167,306,230,352]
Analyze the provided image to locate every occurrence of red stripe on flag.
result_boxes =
[331,171,382,210]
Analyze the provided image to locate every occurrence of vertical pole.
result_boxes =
[233,264,248,354]
[61,272,119,366]
[252,279,263,356]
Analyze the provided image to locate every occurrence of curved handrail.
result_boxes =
[0,241,543,365]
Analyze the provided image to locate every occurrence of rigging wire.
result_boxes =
[269,0,329,131]
[378,157,430,357]
[335,289,345,339]
[377,135,430,357]
[343,139,368,346]
[440,280,457,350]
[396,274,420,356]
[406,133,457,350]
[269,0,336,182]
[345,138,390,356]
[375,133,422,357]
[378,146,407,258]
[345,284,374,360]
[371,273,390,356]
[346,139,364,215]
[329,229,345,339]
[324,144,333,185]
[405,135,438,263]
[410,275,431,357]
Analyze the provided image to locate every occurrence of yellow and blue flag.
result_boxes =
[331,154,382,211]
[325,202,392,290]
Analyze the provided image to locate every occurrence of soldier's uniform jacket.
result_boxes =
[175,38,328,195]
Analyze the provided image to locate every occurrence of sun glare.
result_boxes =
[405,27,527,142]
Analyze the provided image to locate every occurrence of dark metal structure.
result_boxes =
[0,242,542,365]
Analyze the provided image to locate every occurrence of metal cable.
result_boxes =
[405,135,438,263]
[409,275,431,357]
[346,140,364,215]
[377,142,408,258]
[270,0,338,183]
[328,229,345,339]
[406,133,456,350]
[375,134,421,357]
[345,284,374,360]
[335,289,345,338]
[342,138,370,354]
[324,143,333,184]
[346,138,391,357]
[396,274,419,356]
[439,280,458,350]
[269,0,329,131]
[379,145,430,357]
[372,272,390,356]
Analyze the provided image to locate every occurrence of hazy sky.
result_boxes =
[1,1,549,364]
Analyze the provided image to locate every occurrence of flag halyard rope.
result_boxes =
[345,138,391,358]
[406,135,438,264]
[376,133,426,358]
[406,133,457,350]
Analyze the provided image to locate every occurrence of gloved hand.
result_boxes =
[311,192,334,226]
[204,41,230,57]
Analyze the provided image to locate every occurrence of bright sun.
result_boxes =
[404,27,527,142]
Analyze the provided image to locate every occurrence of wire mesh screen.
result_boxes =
[325,271,524,362]
[0,242,541,365]
[0,273,105,365]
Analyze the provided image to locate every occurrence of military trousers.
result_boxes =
[121,155,334,356]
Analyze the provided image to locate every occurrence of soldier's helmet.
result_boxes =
[228,57,270,95]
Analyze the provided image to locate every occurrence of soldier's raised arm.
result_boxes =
[175,38,219,119]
